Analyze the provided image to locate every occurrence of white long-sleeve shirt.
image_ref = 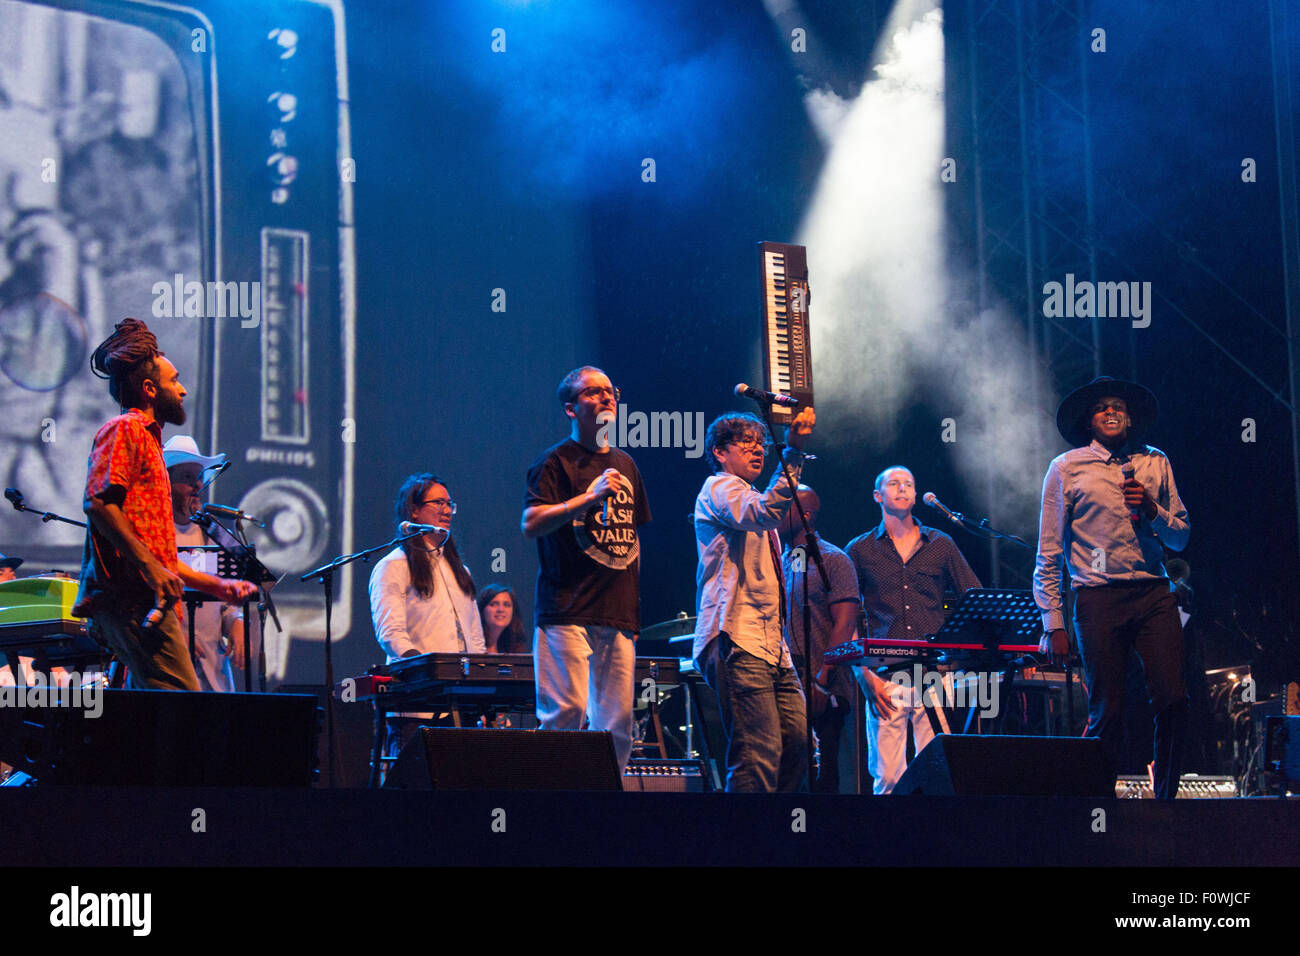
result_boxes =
[692,453,802,667]
[369,547,485,662]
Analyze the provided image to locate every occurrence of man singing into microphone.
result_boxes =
[164,435,254,692]
[73,319,256,691]
[1034,376,1190,800]
[522,367,650,771]
[846,466,980,793]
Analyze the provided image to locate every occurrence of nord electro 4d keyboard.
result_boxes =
[826,589,1044,669]
[825,636,1044,669]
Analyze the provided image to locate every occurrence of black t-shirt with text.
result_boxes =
[524,439,651,632]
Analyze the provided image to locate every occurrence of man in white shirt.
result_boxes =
[163,435,251,693]
[692,406,815,792]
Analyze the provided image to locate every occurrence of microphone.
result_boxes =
[1120,461,1140,526]
[922,492,962,526]
[4,487,23,509]
[734,383,800,407]
[595,414,616,524]
[139,601,171,633]
[201,503,266,528]
[399,520,448,537]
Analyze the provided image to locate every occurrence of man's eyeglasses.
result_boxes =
[578,385,621,402]
[730,437,767,452]
[419,498,457,514]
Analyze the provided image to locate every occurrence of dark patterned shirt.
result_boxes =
[845,519,981,641]
[74,409,178,617]
[782,536,859,698]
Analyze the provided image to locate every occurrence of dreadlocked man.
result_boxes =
[73,318,256,690]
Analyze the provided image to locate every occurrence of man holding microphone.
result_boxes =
[1034,376,1190,800]
[74,319,257,691]
[522,366,651,771]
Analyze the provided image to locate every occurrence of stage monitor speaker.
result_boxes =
[0,689,319,786]
[383,728,622,791]
[893,734,1114,797]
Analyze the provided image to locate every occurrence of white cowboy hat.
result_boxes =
[162,435,228,474]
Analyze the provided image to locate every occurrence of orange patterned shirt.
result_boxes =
[74,409,178,616]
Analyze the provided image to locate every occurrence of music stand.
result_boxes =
[931,589,1047,734]
[191,512,280,692]
[932,588,1041,648]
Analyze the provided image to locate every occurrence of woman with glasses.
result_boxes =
[369,473,485,663]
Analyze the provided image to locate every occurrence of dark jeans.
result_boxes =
[812,698,851,793]
[1074,581,1187,800]
[700,634,808,793]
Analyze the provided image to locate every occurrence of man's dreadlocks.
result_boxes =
[89,318,165,407]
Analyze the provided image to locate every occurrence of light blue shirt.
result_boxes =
[1033,439,1190,633]
[692,452,803,667]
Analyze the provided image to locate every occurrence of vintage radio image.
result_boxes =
[0,0,357,680]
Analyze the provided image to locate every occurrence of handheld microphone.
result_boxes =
[4,487,23,509]
[1120,462,1140,526]
[922,492,962,526]
[139,602,169,632]
[399,520,448,537]
[734,383,801,407]
[595,413,617,524]
[201,503,266,528]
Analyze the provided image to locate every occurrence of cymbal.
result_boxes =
[640,614,696,642]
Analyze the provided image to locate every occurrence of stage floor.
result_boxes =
[5,787,1297,867]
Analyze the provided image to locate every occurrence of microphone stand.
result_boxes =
[4,488,87,529]
[931,503,1033,551]
[300,526,441,787]
[190,512,280,693]
[755,402,828,790]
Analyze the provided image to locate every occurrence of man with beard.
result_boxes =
[164,435,254,692]
[73,318,256,690]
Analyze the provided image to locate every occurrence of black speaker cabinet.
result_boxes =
[383,727,623,791]
[0,689,319,786]
[893,734,1115,797]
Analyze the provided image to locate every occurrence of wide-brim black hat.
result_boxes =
[0,553,22,571]
[1056,376,1158,447]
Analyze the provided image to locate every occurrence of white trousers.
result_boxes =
[534,624,636,771]
[865,673,953,795]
